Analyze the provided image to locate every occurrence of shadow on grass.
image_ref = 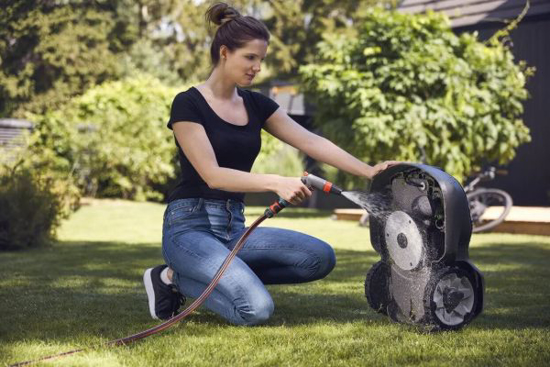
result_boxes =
[467,242,550,330]
[1,238,549,346]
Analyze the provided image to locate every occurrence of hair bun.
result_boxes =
[206,2,241,27]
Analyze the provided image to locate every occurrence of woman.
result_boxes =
[143,2,399,325]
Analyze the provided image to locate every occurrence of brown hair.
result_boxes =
[205,2,270,66]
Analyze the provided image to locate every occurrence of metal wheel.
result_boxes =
[467,188,512,233]
[424,267,478,331]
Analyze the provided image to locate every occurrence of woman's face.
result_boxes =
[221,39,268,87]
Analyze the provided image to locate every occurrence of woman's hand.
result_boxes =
[366,161,402,179]
[273,176,313,206]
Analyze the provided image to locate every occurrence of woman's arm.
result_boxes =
[264,108,400,179]
[172,121,311,204]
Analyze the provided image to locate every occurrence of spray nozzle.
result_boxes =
[301,172,343,195]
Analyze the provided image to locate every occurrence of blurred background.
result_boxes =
[1,0,548,249]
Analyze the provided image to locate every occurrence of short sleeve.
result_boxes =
[167,91,202,130]
[249,91,280,124]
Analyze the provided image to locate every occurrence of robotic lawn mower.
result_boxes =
[365,163,485,331]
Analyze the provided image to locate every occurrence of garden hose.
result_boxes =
[10,198,289,367]
[11,173,340,366]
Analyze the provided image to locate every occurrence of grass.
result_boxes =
[1,199,550,366]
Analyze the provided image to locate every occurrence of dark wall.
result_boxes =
[457,14,550,206]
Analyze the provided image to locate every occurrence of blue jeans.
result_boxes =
[162,198,336,326]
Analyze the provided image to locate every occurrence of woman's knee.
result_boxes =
[313,240,336,280]
[235,293,274,326]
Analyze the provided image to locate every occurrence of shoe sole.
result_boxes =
[143,268,159,320]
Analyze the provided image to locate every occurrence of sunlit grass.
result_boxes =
[1,199,549,366]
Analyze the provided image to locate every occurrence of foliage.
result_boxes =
[263,0,393,79]
[0,157,77,251]
[0,1,133,117]
[30,75,183,201]
[0,0,401,118]
[119,39,182,86]
[95,0,395,84]
[29,73,303,201]
[300,8,532,184]
[252,131,305,177]
[0,1,397,118]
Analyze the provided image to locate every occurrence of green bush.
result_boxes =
[300,8,532,185]
[0,160,76,251]
[30,74,185,201]
[252,131,305,177]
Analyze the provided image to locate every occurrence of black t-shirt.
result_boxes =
[167,86,279,203]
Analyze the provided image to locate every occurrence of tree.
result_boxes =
[263,0,393,79]
[300,8,532,186]
[0,1,138,117]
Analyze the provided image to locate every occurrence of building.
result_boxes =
[0,119,33,163]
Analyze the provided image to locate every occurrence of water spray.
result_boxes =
[301,172,393,221]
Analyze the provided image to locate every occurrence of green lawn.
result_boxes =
[1,199,550,366]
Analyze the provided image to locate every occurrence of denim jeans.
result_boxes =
[162,197,336,326]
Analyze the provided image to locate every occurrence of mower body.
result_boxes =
[365,163,484,330]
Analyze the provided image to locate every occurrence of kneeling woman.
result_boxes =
[143,2,398,325]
